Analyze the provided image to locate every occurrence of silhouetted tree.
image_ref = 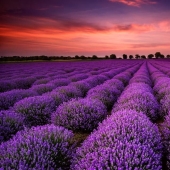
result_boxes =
[110,54,117,59]
[167,55,170,58]
[141,55,146,59]
[105,55,109,59]
[148,54,154,59]
[75,55,80,59]
[135,54,140,59]
[160,54,165,58]
[129,55,133,59]
[155,52,161,58]
[80,55,86,60]
[123,54,127,59]
[92,55,98,59]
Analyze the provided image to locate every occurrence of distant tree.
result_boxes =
[148,54,154,59]
[129,55,133,59]
[155,52,161,59]
[123,54,127,59]
[141,55,146,59]
[75,55,80,59]
[67,56,71,60]
[92,55,98,59]
[80,55,86,60]
[135,54,140,59]
[110,54,117,59]
[167,55,170,58]
[105,55,109,59]
[160,54,165,58]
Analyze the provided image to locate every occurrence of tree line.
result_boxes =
[0,52,170,62]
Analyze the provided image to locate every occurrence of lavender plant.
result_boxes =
[0,110,24,144]
[0,125,75,169]
[161,112,170,169]
[31,83,55,95]
[14,96,56,127]
[72,110,162,169]
[51,98,107,132]
[0,89,37,111]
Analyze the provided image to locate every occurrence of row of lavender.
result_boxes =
[147,62,170,169]
[72,62,163,169]
[0,61,132,110]
[0,66,110,110]
[0,61,143,169]
[1,60,169,169]
[0,61,141,143]
[0,60,125,92]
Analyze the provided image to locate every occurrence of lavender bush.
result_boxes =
[14,96,56,127]
[161,111,170,169]
[0,89,37,111]
[0,80,17,92]
[113,83,160,121]
[87,85,120,110]
[0,110,24,144]
[0,125,75,169]
[70,81,92,97]
[50,78,71,87]
[33,78,51,85]
[51,98,107,132]
[72,110,162,169]
[160,94,170,116]
[31,83,55,95]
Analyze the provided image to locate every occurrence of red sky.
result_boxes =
[0,0,170,57]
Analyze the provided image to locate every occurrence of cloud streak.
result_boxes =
[0,15,156,34]
[109,0,157,7]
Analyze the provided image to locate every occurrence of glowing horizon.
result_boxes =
[0,0,170,57]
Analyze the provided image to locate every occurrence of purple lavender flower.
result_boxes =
[0,80,17,92]
[160,94,170,116]
[33,78,51,85]
[50,78,71,87]
[14,96,56,127]
[0,89,38,111]
[69,74,89,82]
[0,110,24,144]
[51,98,107,132]
[87,85,120,110]
[70,81,92,96]
[161,112,170,169]
[31,83,55,95]
[71,110,162,169]
[113,83,160,121]
[0,125,75,169]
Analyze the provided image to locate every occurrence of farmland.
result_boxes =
[0,60,170,169]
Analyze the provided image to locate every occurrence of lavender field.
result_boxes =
[0,60,170,169]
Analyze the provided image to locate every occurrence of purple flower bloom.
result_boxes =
[72,110,162,169]
[14,96,56,127]
[0,89,38,111]
[113,83,160,121]
[51,98,107,132]
[0,125,75,169]
[0,110,24,144]
[31,83,55,95]
[161,111,170,169]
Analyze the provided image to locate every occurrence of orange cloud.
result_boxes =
[109,0,157,7]
[158,21,170,32]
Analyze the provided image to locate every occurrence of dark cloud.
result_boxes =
[114,25,133,31]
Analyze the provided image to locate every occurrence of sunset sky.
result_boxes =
[0,0,170,57]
